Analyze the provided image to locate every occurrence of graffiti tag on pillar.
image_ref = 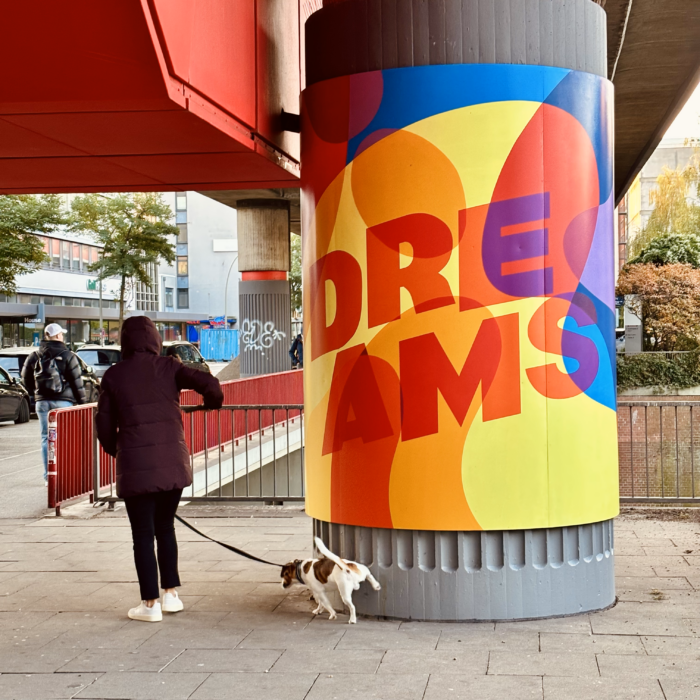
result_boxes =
[240,319,286,356]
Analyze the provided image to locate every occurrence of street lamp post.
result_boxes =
[98,276,103,346]
[223,253,238,329]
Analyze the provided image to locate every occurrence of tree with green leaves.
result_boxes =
[289,233,302,313]
[71,193,177,332]
[628,232,700,268]
[0,194,66,295]
[629,162,700,258]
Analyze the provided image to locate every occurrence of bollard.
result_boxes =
[47,410,59,516]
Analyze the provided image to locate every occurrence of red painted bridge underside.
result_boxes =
[0,0,301,194]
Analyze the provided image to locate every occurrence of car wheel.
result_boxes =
[14,399,30,424]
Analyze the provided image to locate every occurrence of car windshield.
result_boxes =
[163,345,200,362]
[77,349,121,366]
[0,357,21,376]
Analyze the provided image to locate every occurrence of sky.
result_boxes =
[662,82,700,142]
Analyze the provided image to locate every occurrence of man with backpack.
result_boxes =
[22,323,87,485]
[289,332,303,369]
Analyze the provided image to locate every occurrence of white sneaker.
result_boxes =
[162,591,184,613]
[128,601,162,622]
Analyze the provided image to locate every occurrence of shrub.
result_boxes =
[617,351,700,390]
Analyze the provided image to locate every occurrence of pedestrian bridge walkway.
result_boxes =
[0,506,699,699]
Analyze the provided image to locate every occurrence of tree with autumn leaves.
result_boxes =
[617,263,700,351]
[618,144,700,352]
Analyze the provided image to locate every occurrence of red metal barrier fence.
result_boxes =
[48,371,304,514]
[46,405,114,511]
[181,371,303,457]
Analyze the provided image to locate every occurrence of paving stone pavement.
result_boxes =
[1,508,700,699]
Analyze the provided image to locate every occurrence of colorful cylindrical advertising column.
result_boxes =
[302,0,617,620]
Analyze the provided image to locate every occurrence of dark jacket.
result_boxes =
[21,340,87,405]
[289,334,303,367]
[95,316,223,498]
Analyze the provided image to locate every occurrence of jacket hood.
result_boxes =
[40,340,68,356]
[120,316,162,359]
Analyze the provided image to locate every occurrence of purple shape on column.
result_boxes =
[579,192,615,311]
[483,192,553,298]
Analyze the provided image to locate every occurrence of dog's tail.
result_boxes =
[314,537,351,573]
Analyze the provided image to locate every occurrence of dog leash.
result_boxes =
[174,514,285,568]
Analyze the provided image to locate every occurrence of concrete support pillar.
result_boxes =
[302,0,618,620]
[237,199,292,377]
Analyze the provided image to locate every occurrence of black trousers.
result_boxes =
[124,489,183,601]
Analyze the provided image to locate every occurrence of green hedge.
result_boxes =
[617,350,700,390]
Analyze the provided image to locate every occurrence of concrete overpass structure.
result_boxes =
[0,1,697,203]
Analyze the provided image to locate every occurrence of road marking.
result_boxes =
[0,465,41,478]
[0,449,41,463]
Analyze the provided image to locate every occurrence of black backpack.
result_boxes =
[34,349,67,397]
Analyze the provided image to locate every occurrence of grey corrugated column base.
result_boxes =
[239,280,292,377]
[313,519,615,621]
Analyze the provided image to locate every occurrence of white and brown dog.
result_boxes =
[281,537,381,624]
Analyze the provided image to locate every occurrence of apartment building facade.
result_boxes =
[0,192,238,348]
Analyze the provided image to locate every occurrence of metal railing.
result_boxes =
[92,405,305,505]
[48,371,304,514]
[47,404,114,512]
[618,400,700,503]
[184,405,304,501]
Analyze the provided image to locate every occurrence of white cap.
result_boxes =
[45,323,68,338]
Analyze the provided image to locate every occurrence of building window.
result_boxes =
[177,257,188,276]
[177,224,188,243]
[37,236,49,262]
[176,211,187,224]
[165,288,174,308]
[177,289,189,309]
[37,235,104,273]
[135,263,159,312]
[51,239,61,267]
[176,194,187,211]
[72,243,81,271]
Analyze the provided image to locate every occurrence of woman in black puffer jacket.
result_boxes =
[96,316,223,622]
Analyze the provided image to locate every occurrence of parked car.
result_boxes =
[162,341,211,373]
[76,340,211,376]
[0,365,31,423]
[74,346,122,378]
[615,328,625,353]
[0,347,101,407]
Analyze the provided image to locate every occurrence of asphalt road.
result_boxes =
[0,417,48,520]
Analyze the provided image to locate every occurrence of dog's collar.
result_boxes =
[295,561,304,584]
